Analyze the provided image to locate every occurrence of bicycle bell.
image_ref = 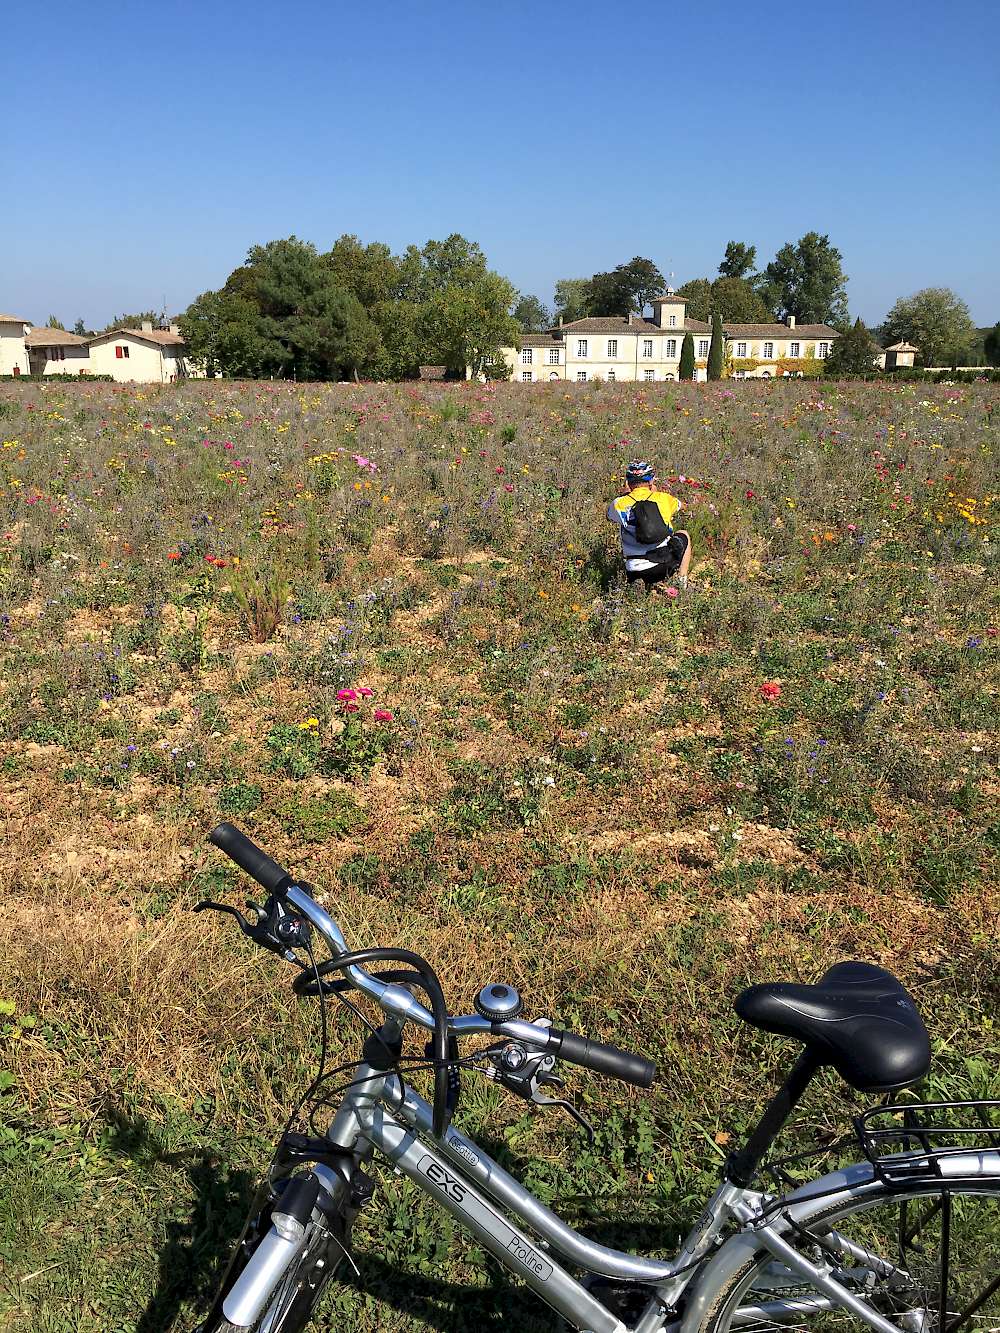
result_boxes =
[474,982,523,1021]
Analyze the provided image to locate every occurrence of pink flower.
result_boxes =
[343,701,360,713]
[503,483,514,493]
[374,709,394,722]
[760,681,782,701]
[337,688,358,703]
[665,586,679,598]
[358,686,373,698]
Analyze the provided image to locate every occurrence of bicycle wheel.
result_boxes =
[201,1211,353,1333]
[703,1182,1000,1333]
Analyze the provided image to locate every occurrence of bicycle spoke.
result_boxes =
[938,1192,952,1333]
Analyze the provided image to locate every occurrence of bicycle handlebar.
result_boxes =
[208,824,656,1091]
[548,1028,657,1088]
[210,823,292,894]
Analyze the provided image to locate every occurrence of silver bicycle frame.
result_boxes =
[264,885,993,1333]
[326,1059,748,1333]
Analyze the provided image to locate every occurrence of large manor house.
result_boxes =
[504,292,842,382]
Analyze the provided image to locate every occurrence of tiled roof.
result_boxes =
[0,313,30,325]
[26,327,87,347]
[885,341,918,352]
[519,332,564,346]
[723,323,840,338]
[650,294,686,303]
[560,316,710,335]
[89,326,185,346]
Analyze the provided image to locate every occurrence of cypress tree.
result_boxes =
[707,312,724,380]
[679,332,695,380]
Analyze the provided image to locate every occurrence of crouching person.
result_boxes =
[607,460,692,591]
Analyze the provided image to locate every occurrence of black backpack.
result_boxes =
[632,497,670,547]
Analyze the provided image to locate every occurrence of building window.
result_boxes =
[697,339,709,357]
[607,339,618,357]
[576,371,587,382]
[521,348,533,364]
[763,342,774,359]
[642,339,653,358]
[607,369,616,382]
[577,339,588,357]
[789,341,800,357]
[549,371,559,381]
[666,339,677,357]
[643,369,655,381]
[521,371,533,382]
[669,314,677,327]
[736,341,747,357]
[548,348,560,364]
[49,346,65,361]
[115,345,130,359]
[818,342,829,358]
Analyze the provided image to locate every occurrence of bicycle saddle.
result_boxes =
[735,961,931,1092]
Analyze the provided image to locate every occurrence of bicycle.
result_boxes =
[196,822,1000,1333]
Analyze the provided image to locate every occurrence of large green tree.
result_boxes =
[676,278,713,322]
[707,313,724,380]
[420,270,520,378]
[760,232,849,325]
[824,318,878,378]
[710,277,770,323]
[719,241,756,280]
[512,294,550,332]
[676,276,769,323]
[180,290,268,378]
[588,256,665,317]
[553,279,592,324]
[879,288,977,368]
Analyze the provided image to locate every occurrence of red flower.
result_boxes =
[166,551,181,561]
[745,489,755,499]
[760,681,782,701]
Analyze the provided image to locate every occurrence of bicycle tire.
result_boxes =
[200,1212,353,1333]
[701,1179,1000,1333]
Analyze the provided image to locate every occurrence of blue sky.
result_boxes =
[3,0,998,329]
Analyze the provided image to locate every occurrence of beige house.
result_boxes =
[87,323,202,383]
[26,327,91,375]
[504,294,840,382]
[0,314,31,376]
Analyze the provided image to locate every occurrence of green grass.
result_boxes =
[0,376,997,1329]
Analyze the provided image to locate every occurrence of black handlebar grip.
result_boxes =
[548,1028,657,1088]
[209,823,292,894]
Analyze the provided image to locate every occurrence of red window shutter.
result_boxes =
[116,346,123,358]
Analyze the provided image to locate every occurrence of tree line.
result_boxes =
[178,234,520,381]
[42,231,997,379]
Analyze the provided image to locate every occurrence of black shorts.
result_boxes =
[626,533,689,588]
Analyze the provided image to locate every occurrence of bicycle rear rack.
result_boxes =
[855,1099,1000,1187]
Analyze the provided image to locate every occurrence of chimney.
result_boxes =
[169,323,180,335]
[141,320,153,332]
[786,314,796,328]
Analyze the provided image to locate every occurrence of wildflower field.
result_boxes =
[1,377,998,1332]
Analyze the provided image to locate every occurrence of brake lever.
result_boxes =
[194,900,255,935]
[533,1075,596,1147]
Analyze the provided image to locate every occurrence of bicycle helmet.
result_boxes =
[625,460,655,484]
